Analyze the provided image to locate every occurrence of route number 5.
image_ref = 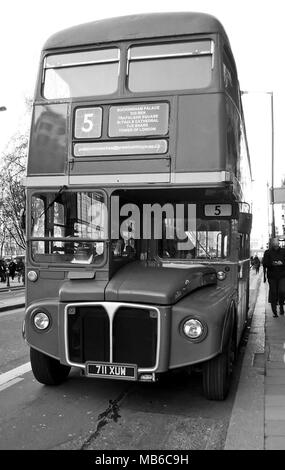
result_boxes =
[214,205,221,215]
[204,204,232,217]
[82,113,95,133]
[74,107,102,139]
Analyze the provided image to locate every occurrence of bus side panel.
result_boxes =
[27,104,68,175]
[25,300,60,359]
[175,93,227,173]
[25,270,65,307]
[169,285,235,369]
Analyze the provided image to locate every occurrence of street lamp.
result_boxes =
[269,92,275,239]
[241,90,275,239]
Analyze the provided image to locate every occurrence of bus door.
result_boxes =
[237,212,252,335]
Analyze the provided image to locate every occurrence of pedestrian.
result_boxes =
[262,238,285,317]
[0,259,6,282]
[8,259,16,281]
[252,255,261,274]
[15,258,25,284]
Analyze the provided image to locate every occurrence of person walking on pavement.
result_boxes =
[252,255,261,274]
[8,259,16,281]
[0,259,6,282]
[15,258,25,284]
[262,238,285,317]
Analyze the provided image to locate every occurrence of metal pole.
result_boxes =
[270,92,275,238]
[241,90,275,242]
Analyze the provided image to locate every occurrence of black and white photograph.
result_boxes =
[0,0,284,458]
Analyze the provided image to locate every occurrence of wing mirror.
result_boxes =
[238,212,252,233]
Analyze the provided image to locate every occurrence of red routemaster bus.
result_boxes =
[23,12,252,400]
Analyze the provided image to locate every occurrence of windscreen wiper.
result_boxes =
[38,185,67,219]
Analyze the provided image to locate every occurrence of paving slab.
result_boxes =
[265,420,285,435]
[266,395,285,406]
[265,436,285,450]
[266,376,285,384]
[265,406,285,420]
[266,368,285,377]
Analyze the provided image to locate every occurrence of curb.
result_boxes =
[0,303,25,313]
[224,275,265,449]
[0,286,25,293]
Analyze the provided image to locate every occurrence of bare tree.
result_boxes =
[0,98,32,253]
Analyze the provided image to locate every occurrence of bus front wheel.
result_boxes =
[30,348,71,385]
[202,332,235,401]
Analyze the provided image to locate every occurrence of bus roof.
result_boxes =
[43,12,230,50]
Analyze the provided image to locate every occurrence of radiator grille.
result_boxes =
[67,304,158,368]
[67,306,109,363]
[113,307,157,368]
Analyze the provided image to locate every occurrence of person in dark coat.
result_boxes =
[8,259,16,281]
[15,258,25,284]
[262,238,285,317]
[0,259,6,282]
[252,255,261,274]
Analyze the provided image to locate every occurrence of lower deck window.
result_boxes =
[30,190,106,265]
[160,218,229,260]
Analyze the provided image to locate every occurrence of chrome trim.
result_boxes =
[130,52,213,61]
[24,176,68,187]
[45,49,120,69]
[171,170,231,184]
[69,173,170,185]
[64,301,161,374]
[128,41,213,60]
[25,171,232,187]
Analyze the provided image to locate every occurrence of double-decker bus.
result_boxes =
[23,12,252,400]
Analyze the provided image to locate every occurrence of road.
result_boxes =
[0,272,261,450]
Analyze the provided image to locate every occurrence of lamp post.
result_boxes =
[241,90,275,240]
[269,92,275,239]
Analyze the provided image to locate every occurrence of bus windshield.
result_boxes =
[159,217,230,260]
[30,191,106,265]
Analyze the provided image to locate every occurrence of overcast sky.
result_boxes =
[0,0,283,244]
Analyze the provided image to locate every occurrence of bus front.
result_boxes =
[24,13,251,400]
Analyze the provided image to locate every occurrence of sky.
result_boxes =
[0,0,284,247]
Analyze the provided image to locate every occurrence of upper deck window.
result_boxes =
[128,40,213,93]
[223,48,239,105]
[43,48,120,99]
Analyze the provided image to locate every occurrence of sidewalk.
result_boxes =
[225,272,285,450]
[0,282,25,312]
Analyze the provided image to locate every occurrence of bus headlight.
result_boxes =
[182,319,204,339]
[28,270,38,282]
[33,312,50,330]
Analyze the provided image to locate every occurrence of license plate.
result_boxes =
[86,362,137,380]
